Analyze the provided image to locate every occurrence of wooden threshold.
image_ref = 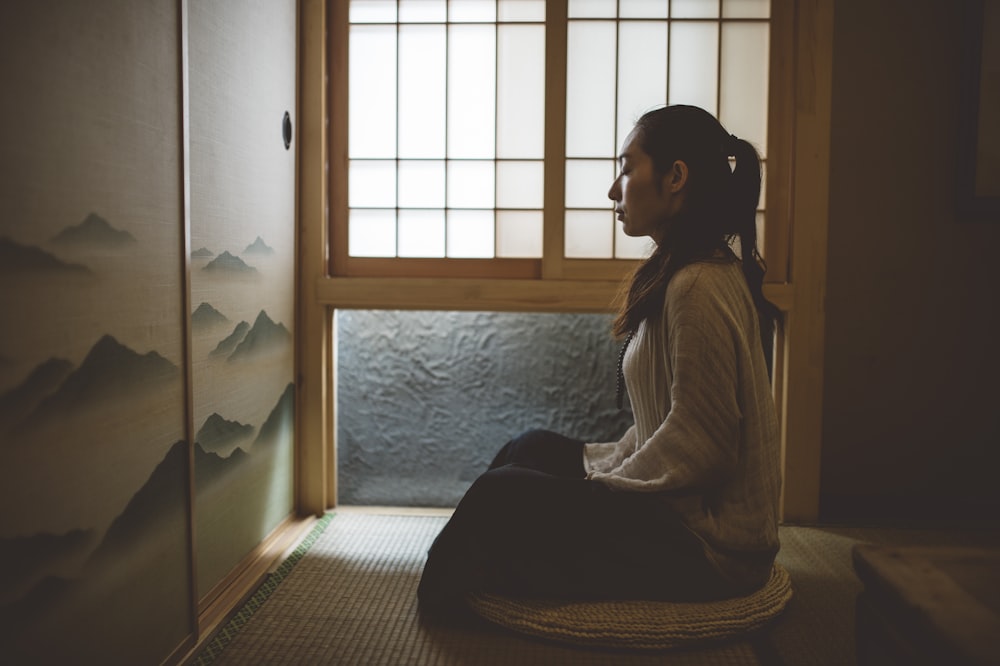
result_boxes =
[335,505,455,517]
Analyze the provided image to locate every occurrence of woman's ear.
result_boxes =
[666,160,689,193]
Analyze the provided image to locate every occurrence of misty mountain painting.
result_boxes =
[1,13,195,663]
[0,128,295,666]
[187,0,298,603]
[0,205,192,665]
[0,216,296,663]
[49,212,138,247]
[189,234,296,597]
[1,1,297,662]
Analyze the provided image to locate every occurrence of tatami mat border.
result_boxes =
[191,513,336,665]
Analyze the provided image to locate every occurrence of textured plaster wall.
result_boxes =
[336,311,633,506]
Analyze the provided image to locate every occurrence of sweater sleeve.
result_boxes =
[588,271,743,492]
[583,424,637,474]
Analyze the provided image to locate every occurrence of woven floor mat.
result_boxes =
[200,512,764,665]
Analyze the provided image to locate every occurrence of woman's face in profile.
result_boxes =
[608,129,681,244]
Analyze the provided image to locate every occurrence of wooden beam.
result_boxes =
[542,0,568,280]
[316,276,793,314]
[780,0,833,523]
[766,0,796,283]
[296,0,332,516]
[317,276,624,313]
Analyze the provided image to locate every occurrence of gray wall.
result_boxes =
[336,311,633,506]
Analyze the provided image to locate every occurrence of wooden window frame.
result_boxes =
[297,0,832,523]
[330,1,783,288]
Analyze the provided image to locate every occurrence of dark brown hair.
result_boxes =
[612,105,779,365]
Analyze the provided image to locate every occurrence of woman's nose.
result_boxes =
[608,177,620,201]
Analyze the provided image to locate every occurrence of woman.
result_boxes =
[417,105,781,618]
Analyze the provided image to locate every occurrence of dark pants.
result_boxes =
[417,429,733,617]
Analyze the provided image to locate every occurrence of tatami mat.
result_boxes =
[193,510,1000,666]
[200,512,762,665]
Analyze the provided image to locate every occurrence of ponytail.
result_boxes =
[729,134,781,373]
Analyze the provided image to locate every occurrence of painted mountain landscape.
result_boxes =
[0,210,295,662]
[1,2,297,660]
[0,213,190,537]
[188,235,295,597]
[0,205,192,665]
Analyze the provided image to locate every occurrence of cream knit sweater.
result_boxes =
[584,260,781,587]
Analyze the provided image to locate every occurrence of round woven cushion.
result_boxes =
[467,564,792,650]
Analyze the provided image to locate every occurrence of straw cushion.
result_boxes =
[467,564,792,650]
